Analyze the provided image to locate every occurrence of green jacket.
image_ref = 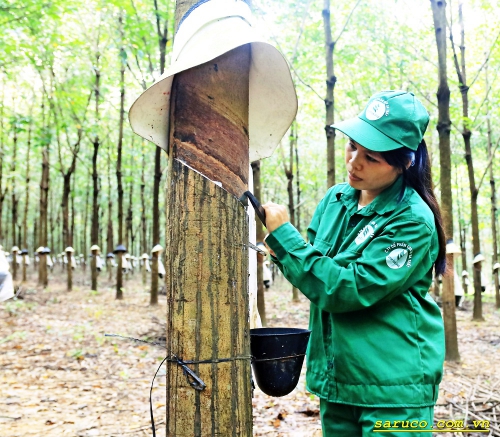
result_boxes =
[266,177,445,407]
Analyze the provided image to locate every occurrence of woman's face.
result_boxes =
[344,139,401,198]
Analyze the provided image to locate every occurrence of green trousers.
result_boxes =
[320,399,434,437]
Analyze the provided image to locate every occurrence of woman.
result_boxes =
[263,91,446,436]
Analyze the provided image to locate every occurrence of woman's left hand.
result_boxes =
[262,202,289,233]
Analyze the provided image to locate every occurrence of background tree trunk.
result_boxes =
[116,11,126,300]
[91,46,101,292]
[11,113,18,281]
[430,0,460,360]
[251,160,266,326]
[150,252,158,306]
[151,0,168,303]
[62,173,73,290]
[22,112,32,283]
[106,147,114,257]
[285,123,300,302]
[486,64,499,309]
[323,0,336,188]
[141,142,147,255]
[39,145,49,288]
[450,0,483,320]
[126,153,133,255]
[0,78,5,242]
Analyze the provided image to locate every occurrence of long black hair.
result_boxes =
[380,140,447,275]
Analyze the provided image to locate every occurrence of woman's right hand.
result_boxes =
[262,202,289,233]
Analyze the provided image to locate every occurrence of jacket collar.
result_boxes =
[335,176,407,216]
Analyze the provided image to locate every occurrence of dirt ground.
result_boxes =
[1,267,499,437]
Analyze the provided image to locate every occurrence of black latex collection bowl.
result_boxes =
[250,327,311,397]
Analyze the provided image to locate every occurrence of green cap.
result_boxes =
[332,90,429,152]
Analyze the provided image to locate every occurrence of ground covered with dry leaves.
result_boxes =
[1,268,499,437]
[1,269,166,437]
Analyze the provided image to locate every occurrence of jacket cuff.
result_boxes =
[266,222,306,260]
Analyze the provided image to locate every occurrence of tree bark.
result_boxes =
[39,146,49,288]
[141,142,147,286]
[166,161,252,437]
[165,28,252,435]
[126,155,133,254]
[323,0,336,188]
[150,251,158,306]
[116,11,126,300]
[430,0,459,360]
[457,178,468,294]
[106,147,114,256]
[91,47,101,292]
[66,250,73,291]
[0,77,6,242]
[151,0,169,301]
[251,160,266,326]
[486,64,499,309]
[62,173,73,290]
[295,135,301,233]
[286,123,300,302]
[22,114,32,283]
[141,141,147,255]
[450,0,483,320]
[83,179,89,271]
[11,114,18,281]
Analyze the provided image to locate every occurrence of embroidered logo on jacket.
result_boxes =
[355,224,375,245]
[385,243,413,269]
[355,220,378,245]
[386,248,408,269]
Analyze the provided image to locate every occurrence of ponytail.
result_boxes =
[381,140,447,275]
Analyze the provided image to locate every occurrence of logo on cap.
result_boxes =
[365,98,389,121]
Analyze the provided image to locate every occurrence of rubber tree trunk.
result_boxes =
[457,189,468,294]
[66,250,73,291]
[251,160,266,326]
[151,0,168,302]
[117,254,123,299]
[91,249,98,291]
[142,259,147,286]
[486,64,499,309]
[83,179,90,270]
[323,0,336,188]
[22,254,27,283]
[63,174,73,291]
[451,0,483,320]
[11,119,18,281]
[116,12,126,300]
[151,146,161,303]
[38,254,47,288]
[287,123,300,302]
[22,115,32,283]
[150,252,158,306]
[0,78,4,242]
[12,249,18,283]
[141,142,147,257]
[91,46,101,292]
[39,146,49,288]
[165,44,252,435]
[430,0,459,360]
